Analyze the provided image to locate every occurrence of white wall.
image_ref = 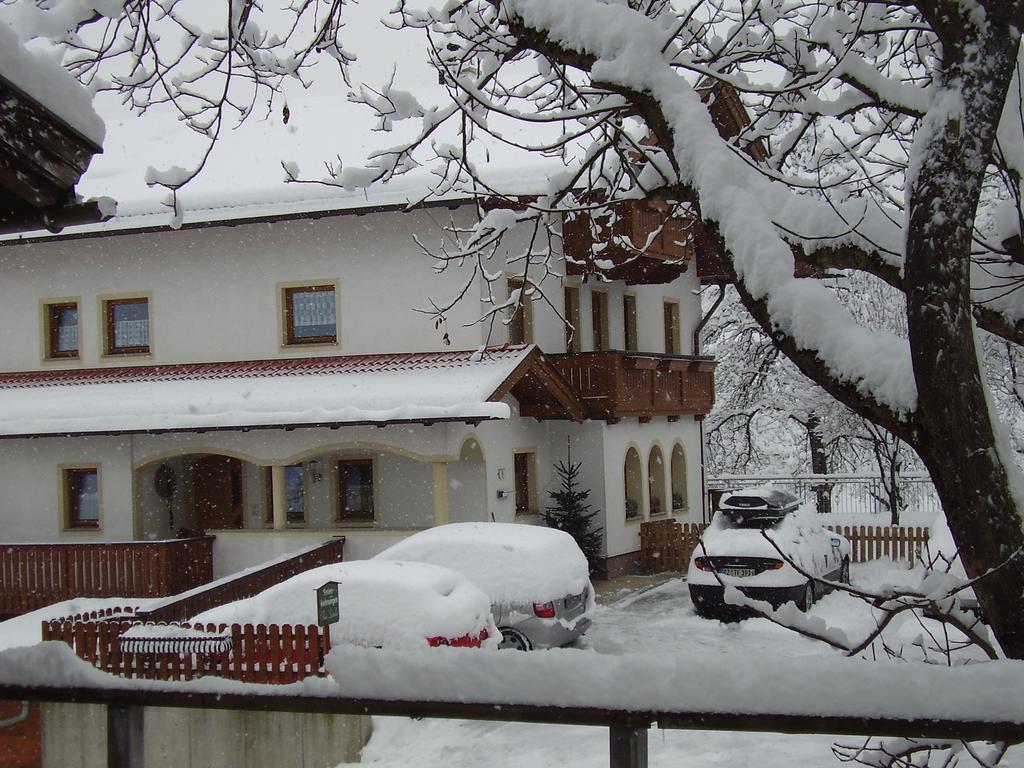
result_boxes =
[42,702,371,768]
[509,264,702,354]
[0,435,136,542]
[600,416,705,559]
[0,208,487,371]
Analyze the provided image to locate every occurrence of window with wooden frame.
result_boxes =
[283,284,337,346]
[564,285,581,352]
[337,458,374,522]
[104,297,150,355]
[45,301,79,359]
[284,464,306,525]
[623,294,638,352]
[507,278,534,345]
[513,451,536,515]
[591,290,609,351]
[64,467,100,529]
[624,448,643,521]
[663,300,681,355]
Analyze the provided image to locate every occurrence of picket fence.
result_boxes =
[639,520,930,574]
[42,608,329,684]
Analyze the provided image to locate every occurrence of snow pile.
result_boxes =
[375,522,594,608]
[191,560,499,651]
[2,640,1022,728]
[0,598,157,652]
[0,22,104,145]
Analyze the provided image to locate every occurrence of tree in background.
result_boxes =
[544,461,603,575]
[703,282,921,521]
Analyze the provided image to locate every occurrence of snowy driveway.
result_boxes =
[346,566,1022,768]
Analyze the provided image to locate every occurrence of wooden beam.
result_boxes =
[610,726,648,768]
[432,462,449,526]
[1,684,1022,744]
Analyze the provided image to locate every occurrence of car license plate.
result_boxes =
[721,567,755,578]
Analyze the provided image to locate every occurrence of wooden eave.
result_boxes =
[0,73,110,234]
[488,346,587,422]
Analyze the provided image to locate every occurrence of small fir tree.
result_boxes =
[544,460,604,574]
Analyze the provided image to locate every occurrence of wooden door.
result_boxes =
[194,455,243,529]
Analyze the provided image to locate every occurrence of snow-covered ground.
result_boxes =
[343,563,1022,768]
[0,560,1017,768]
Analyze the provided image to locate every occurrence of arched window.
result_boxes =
[624,447,643,521]
[648,445,666,517]
[671,443,687,513]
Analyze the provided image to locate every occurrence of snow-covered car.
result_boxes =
[375,522,595,650]
[688,488,852,618]
[192,560,499,650]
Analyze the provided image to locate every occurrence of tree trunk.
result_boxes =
[903,16,1024,659]
[805,414,832,515]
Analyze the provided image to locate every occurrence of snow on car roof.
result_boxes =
[699,504,844,563]
[191,560,497,651]
[375,522,592,606]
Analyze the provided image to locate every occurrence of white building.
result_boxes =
[0,189,715,582]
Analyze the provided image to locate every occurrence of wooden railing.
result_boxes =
[639,520,930,574]
[138,537,345,624]
[0,537,214,617]
[550,352,715,420]
[562,200,697,285]
[41,616,329,684]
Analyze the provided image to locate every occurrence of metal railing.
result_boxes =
[707,473,941,518]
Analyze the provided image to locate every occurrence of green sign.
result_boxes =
[316,581,340,626]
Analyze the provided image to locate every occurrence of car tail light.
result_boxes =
[427,636,450,647]
[694,557,714,572]
[767,559,785,570]
[533,601,556,618]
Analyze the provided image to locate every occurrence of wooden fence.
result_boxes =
[827,524,930,564]
[0,538,214,617]
[639,520,930,573]
[41,616,330,684]
[137,537,345,624]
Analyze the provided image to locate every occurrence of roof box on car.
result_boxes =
[718,488,800,525]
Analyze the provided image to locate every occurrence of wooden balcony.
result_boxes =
[550,352,715,421]
[0,537,214,617]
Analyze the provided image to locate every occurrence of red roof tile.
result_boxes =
[0,346,531,390]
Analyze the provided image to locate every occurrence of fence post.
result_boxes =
[107,704,144,768]
[609,725,648,768]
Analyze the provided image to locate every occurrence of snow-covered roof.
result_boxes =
[0,24,104,147]
[0,347,544,438]
[0,4,543,245]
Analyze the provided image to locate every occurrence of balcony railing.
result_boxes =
[0,537,214,617]
[562,201,698,285]
[550,352,715,421]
